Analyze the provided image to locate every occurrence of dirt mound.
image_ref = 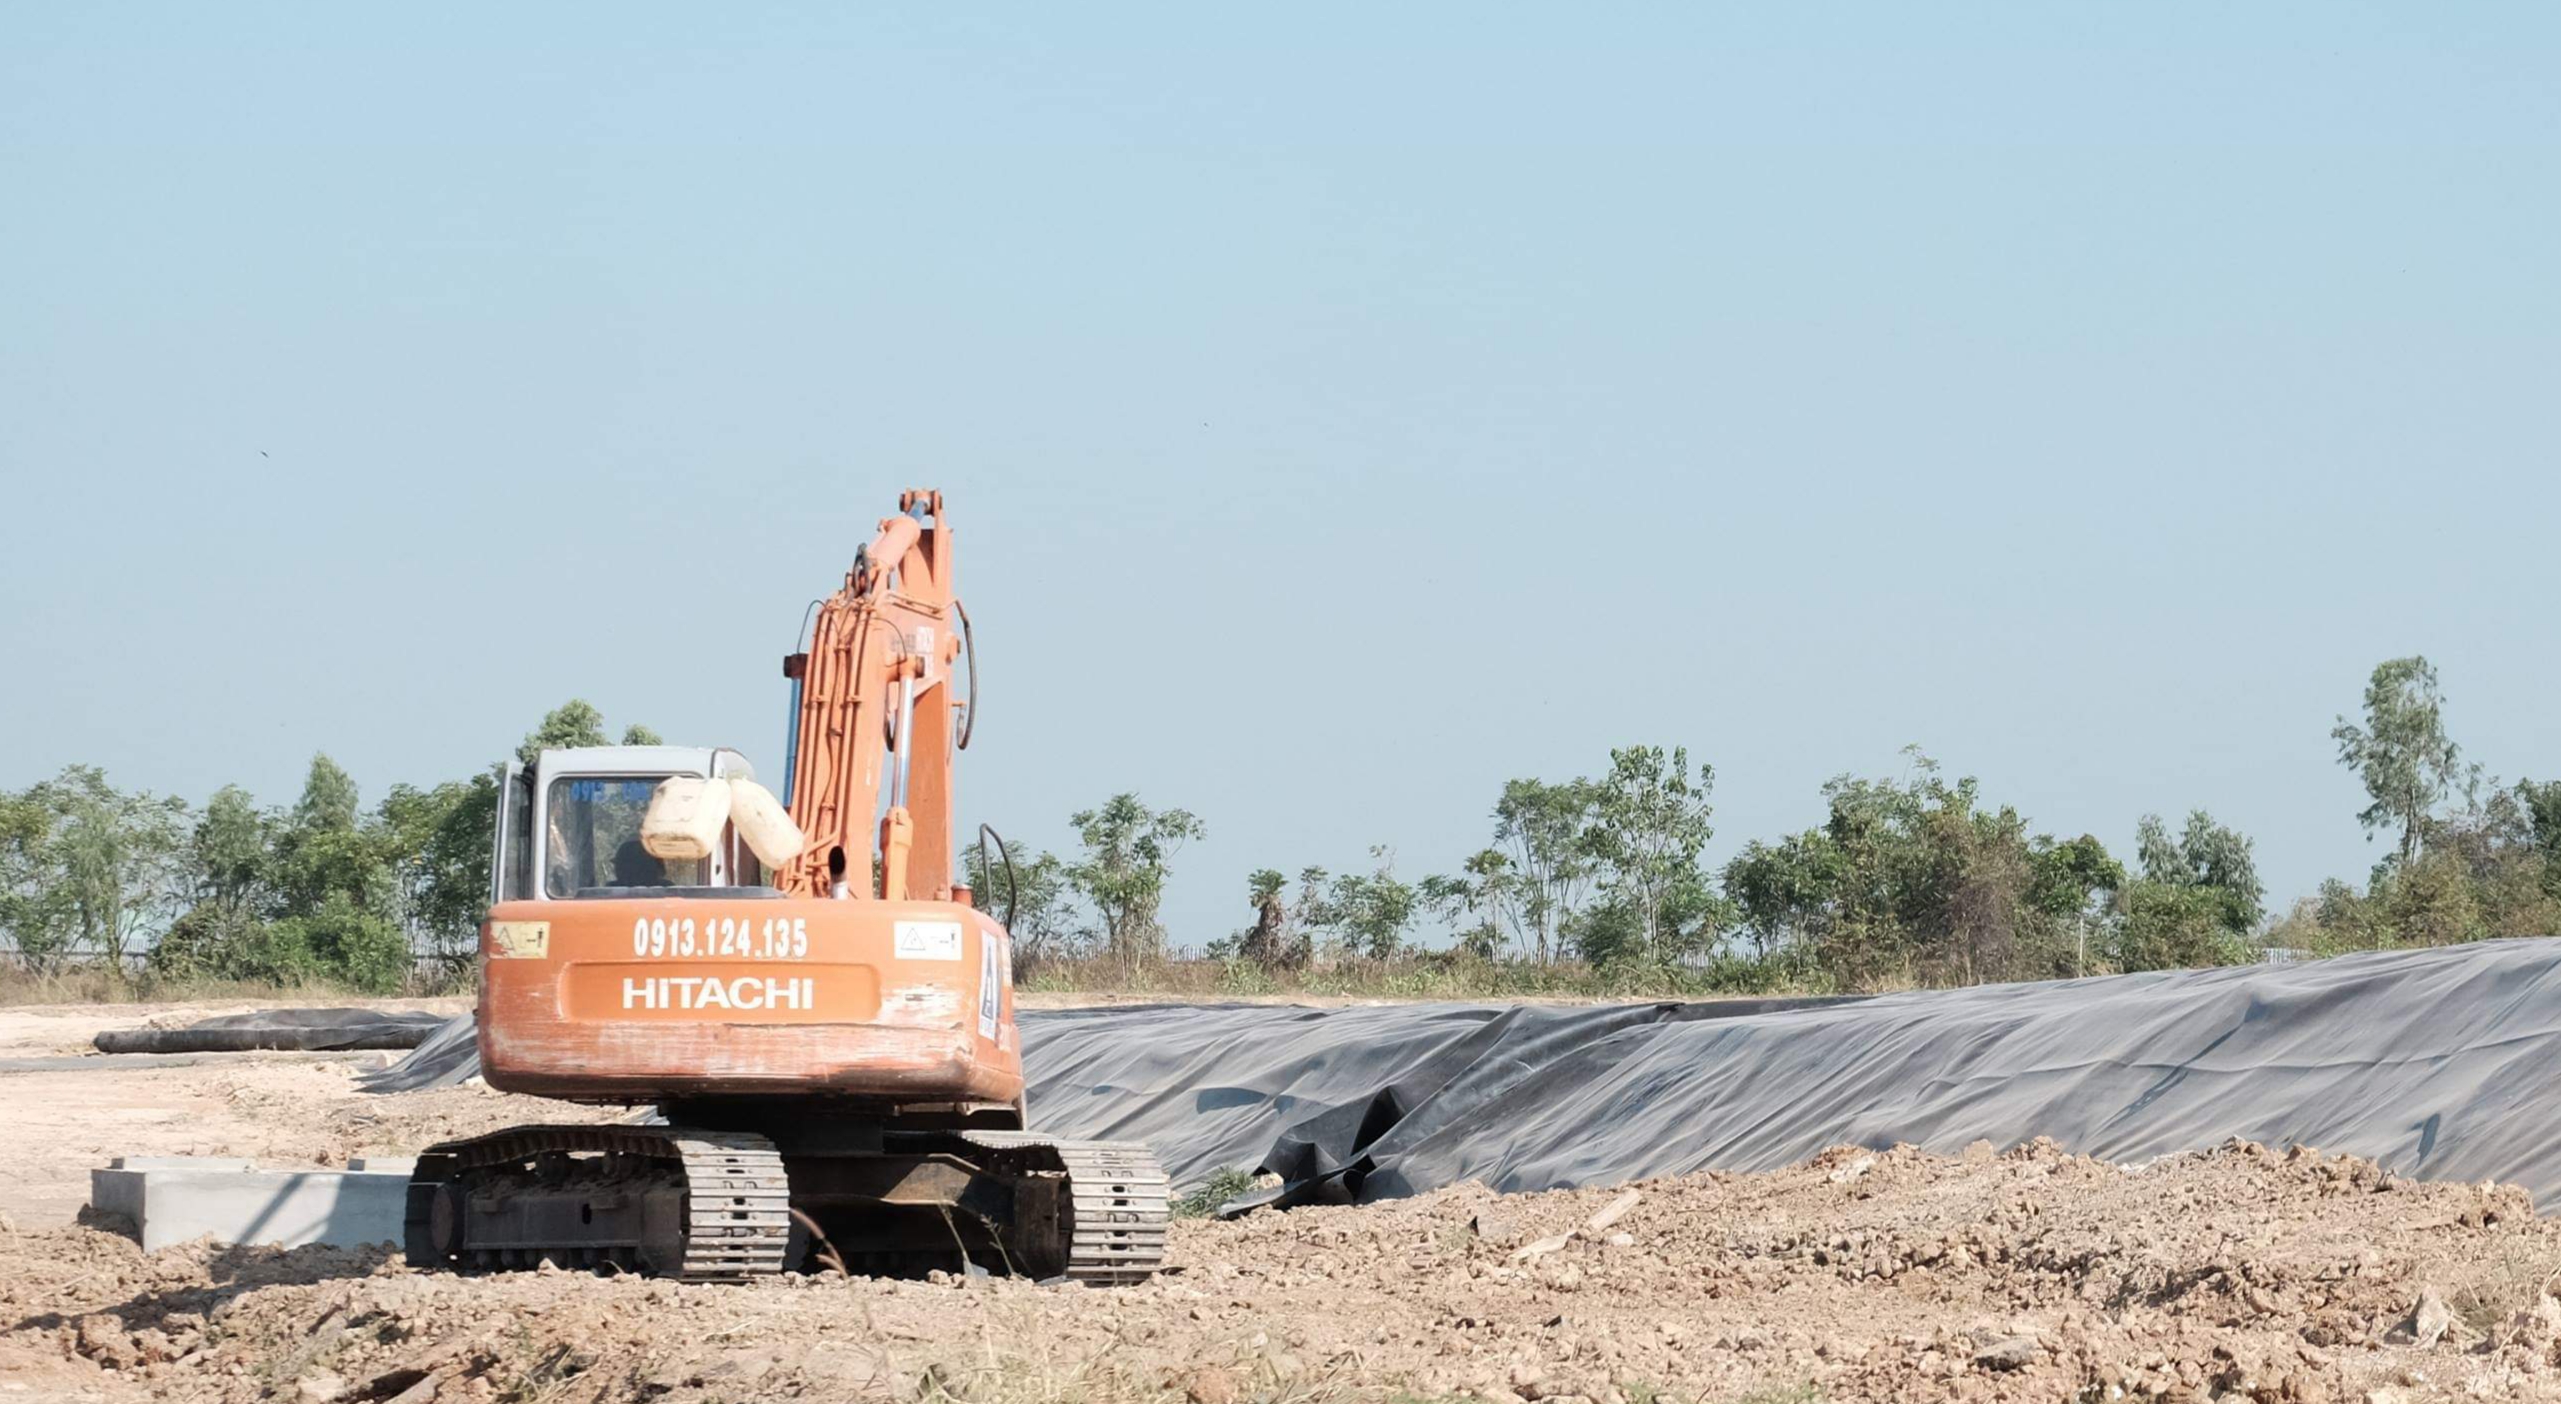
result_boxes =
[8,1139,2560,1402]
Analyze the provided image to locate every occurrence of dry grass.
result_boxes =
[0,963,468,1006]
[1020,952,1830,1003]
[913,1338,1380,1404]
[2448,1237,2561,1340]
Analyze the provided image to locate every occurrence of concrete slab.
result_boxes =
[88,1157,409,1252]
[89,1157,261,1224]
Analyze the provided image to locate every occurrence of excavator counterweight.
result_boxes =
[404,492,1170,1283]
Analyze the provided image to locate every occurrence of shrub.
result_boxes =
[272,894,411,993]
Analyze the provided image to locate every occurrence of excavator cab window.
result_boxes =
[491,761,534,903]
[544,776,706,897]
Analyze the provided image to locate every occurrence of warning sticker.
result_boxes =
[488,921,549,959]
[894,920,963,961]
[978,930,1003,1040]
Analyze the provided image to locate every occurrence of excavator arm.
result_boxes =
[775,489,968,903]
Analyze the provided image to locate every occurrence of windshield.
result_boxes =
[544,775,705,896]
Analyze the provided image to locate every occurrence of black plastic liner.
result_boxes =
[360,941,2561,1211]
[1017,942,2561,1211]
[1018,995,1869,1211]
[95,1007,451,1054]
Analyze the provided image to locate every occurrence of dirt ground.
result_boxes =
[6,1003,2561,1402]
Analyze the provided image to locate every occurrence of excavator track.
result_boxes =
[964,1132,1172,1284]
[407,1123,1168,1284]
[405,1124,791,1281]
[668,1133,795,1279]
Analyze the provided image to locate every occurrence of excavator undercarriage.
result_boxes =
[405,1117,1170,1283]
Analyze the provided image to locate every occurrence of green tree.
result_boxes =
[2270,762,2561,955]
[14,768,192,985]
[518,700,664,763]
[1920,779,2035,986]
[2290,877,2391,953]
[519,699,610,764]
[2381,849,2486,947]
[271,892,412,994]
[2025,833,2123,976]
[2115,882,2250,971]
[2107,810,2261,971]
[1491,778,1597,963]
[1582,746,1719,967]
[1290,866,1331,958]
[1721,751,2089,988]
[1237,867,1295,967]
[0,784,72,972]
[2027,835,2123,920]
[1245,868,1288,906]
[1567,899,1645,968]
[191,785,273,917]
[1063,794,1204,963]
[147,903,255,980]
[151,785,278,980]
[293,753,361,833]
[2133,810,2264,933]
[2332,656,2463,868]
[1723,832,1842,961]
[1310,847,1422,961]
[1792,762,1959,985]
[376,775,498,970]
[1421,849,1514,960]
[273,753,395,919]
[2515,780,2561,902]
[216,752,424,991]
[2412,776,2556,938]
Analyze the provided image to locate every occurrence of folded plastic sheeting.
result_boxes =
[356,1009,484,1090]
[95,1007,452,1055]
[362,941,2561,1210]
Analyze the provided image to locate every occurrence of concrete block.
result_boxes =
[88,1158,409,1252]
[90,1157,260,1224]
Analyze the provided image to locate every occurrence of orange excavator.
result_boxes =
[404,490,1169,1282]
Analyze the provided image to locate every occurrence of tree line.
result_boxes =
[2273,657,2561,952]
[976,743,2262,989]
[977,655,2561,990]
[6,657,2555,995]
[0,702,655,992]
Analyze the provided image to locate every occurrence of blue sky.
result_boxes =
[4,5,2555,945]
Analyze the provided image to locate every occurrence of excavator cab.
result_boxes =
[491,746,768,902]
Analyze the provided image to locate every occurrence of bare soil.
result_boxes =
[5,1004,2561,1402]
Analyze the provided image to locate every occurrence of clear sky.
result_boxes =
[4,5,2555,947]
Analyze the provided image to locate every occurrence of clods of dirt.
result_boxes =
[9,1139,2561,1402]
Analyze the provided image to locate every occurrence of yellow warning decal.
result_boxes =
[488,921,550,959]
